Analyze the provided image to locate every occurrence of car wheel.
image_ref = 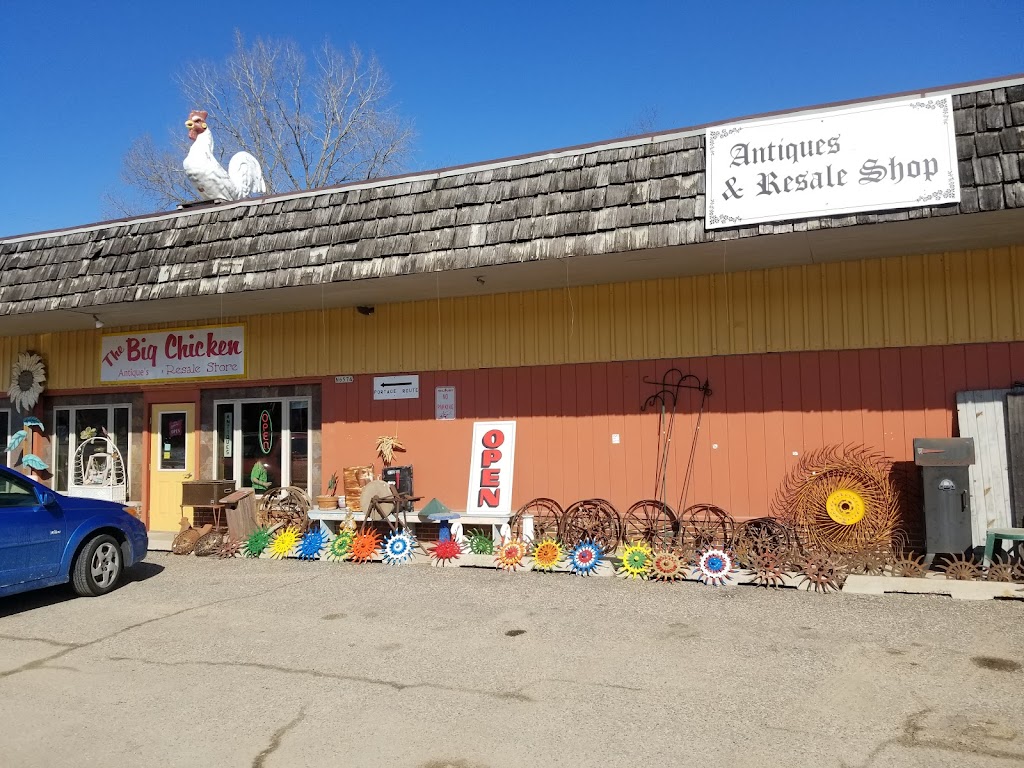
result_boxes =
[72,535,123,597]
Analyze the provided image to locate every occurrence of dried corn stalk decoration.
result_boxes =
[375,435,406,467]
[772,445,901,555]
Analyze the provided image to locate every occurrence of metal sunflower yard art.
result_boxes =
[748,551,786,589]
[466,530,495,555]
[382,529,417,565]
[772,445,901,555]
[217,538,244,559]
[269,526,301,559]
[494,539,527,572]
[618,541,653,579]
[694,548,736,586]
[567,539,603,576]
[649,550,686,582]
[324,529,355,562]
[798,553,843,593]
[244,527,273,558]
[297,528,329,560]
[349,528,382,563]
[429,538,463,566]
[530,537,564,572]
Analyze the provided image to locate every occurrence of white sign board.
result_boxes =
[465,420,517,515]
[435,386,456,420]
[373,374,420,400]
[100,325,245,383]
[705,95,960,229]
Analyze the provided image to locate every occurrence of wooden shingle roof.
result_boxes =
[2,80,1023,319]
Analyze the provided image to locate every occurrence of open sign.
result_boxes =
[465,421,517,515]
[259,410,273,454]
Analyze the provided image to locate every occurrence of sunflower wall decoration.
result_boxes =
[567,539,603,576]
[429,538,464,566]
[297,528,329,560]
[7,352,46,413]
[694,548,737,586]
[530,537,564,572]
[349,528,382,563]
[494,539,527,571]
[325,529,355,562]
[382,529,417,565]
[617,541,653,579]
[649,550,686,582]
[269,526,301,559]
[244,527,273,558]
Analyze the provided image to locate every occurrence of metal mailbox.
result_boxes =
[913,437,975,554]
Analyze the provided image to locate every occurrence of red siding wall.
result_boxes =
[321,342,1024,519]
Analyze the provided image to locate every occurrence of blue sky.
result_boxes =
[1,0,1021,236]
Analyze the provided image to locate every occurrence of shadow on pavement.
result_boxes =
[0,561,165,618]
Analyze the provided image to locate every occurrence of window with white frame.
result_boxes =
[214,398,310,493]
[0,409,10,467]
[53,405,131,494]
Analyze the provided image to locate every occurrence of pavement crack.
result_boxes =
[106,655,533,703]
[0,633,82,649]
[0,574,324,682]
[252,707,306,768]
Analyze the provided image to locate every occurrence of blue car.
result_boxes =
[0,465,148,598]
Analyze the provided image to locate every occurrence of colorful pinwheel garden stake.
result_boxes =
[382,529,417,565]
[694,548,737,586]
[649,550,685,581]
[466,530,495,555]
[494,539,527,572]
[297,528,329,560]
[429,538,464,566]
[530,537,564,572]
[349,528,382,563]
[618,541,653,579]
[325,529,355,562]
[269,526,301,559]
[244,527,273,558]
[567,539,603,576]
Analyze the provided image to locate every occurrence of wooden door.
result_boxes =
[149,404,195,531]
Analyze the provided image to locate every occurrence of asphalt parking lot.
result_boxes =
[1,554,1022,768]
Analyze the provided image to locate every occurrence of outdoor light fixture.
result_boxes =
[92,314,104,329]
[356,305,375,316]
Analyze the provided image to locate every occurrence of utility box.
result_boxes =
[913,438,975,554]
[382,465,414,513]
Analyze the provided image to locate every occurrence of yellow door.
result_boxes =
[149,404,195,531]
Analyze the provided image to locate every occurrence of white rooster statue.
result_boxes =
[182,109,266,201]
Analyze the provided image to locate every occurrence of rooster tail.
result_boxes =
[228,151,267,198]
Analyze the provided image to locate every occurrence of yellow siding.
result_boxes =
[2,245,1022,391]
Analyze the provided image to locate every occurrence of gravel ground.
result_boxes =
[0,554,1022,768]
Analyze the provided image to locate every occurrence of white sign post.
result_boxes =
[100,325,245,383]
[435,386,456,420]
[706,95,960,229]
[465,420,516,515]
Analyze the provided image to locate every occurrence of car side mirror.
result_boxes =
[38,490,57,508]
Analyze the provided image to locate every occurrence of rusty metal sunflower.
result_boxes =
[799,553,842,593]
[217,538,244,559]
[891,554,927,578]
[772,445,901,555]
[940,553,981,581]
[748,551,786,589]
[986,563,1015,582]
[845,547,888,576]
[649,550,686,582]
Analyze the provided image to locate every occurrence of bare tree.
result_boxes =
[108,31,413,215]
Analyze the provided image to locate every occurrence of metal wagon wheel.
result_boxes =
[730,517,794,566]
[508,498,563,543]
[679,503,735,552]
[560,498,623,554]
[623,500,678,549]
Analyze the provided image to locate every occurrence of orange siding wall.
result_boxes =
[322,341,1024,519]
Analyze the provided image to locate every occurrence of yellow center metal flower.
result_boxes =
[531,538,563,571]
[269,526,300,559]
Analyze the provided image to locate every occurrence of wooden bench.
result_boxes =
[308,508,529,542]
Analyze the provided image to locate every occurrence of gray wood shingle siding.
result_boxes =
[2,84,1023,317]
